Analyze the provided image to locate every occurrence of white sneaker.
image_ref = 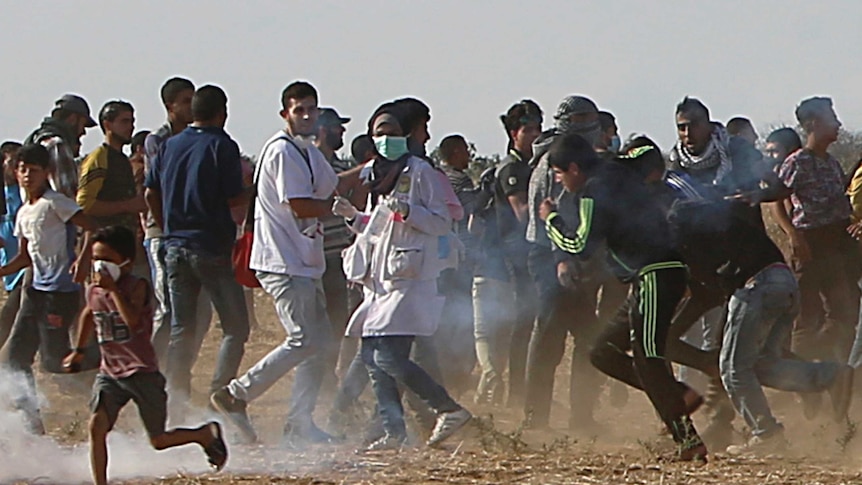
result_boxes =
[427,408,472,448]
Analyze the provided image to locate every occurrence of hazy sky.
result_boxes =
[2,1,861,158]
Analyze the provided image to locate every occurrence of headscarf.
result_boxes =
[669,122,732,185]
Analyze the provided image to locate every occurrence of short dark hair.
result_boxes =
[281,81,318,109]
[0,141,22,156]
[616,142,665,178]
[548,133,601,173]
[16,144,50,168]
[726,117,753,136]
[676,96,710,121]
[160,77,195,105]
[93,225,137,262]
[192,85,228,122]
[439,135,467,161]
[501,99,543,135]
[350,134,375,163]
[98,100,134,133]
[796,96,833,127]
[130,131,150,153]
[393,97,431,134]
[765,127,803,153]
[598,111,616,132]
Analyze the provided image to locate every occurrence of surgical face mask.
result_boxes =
[94,259,129,282]
[608,135,621,154]
[373,135,409,160]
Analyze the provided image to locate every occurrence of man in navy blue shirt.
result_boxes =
[145,85,250,421]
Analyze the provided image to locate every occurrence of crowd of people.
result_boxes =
[1,76,861,482]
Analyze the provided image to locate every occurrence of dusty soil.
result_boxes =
[12,278,862,485]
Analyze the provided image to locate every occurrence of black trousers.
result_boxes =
[524,245,604,428]
[591,264,700,445]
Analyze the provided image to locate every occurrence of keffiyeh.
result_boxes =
[670,123,732,184]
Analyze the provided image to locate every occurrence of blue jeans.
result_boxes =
[228,272,331,430]
[164,245,249,405]
[361,336,459,438]
[145,237,213,366]
[720,264,839,437]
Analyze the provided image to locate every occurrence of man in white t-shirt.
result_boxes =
[210,81,338,447]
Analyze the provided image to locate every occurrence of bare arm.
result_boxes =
[0,238,31,277]
[508,192,530,224]
[145,188,163,230]
[106,278,148,330]
[289,198,334,218]
[769,198,810,263]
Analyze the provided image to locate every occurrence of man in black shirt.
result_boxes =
[493,100,542,406]
[538,133,706,461]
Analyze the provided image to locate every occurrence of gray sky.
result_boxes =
[2,1,861,157]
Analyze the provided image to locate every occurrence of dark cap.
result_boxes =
[554,95,599,120]
[316,107,350,129]
[53,94,97,127]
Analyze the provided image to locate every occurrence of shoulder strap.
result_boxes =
[283,136,314,186]
[242,135,289,230]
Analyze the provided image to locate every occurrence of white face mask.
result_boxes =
[93,259,129,282]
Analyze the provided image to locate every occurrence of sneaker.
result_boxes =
[282,422,338,449]
[209,387,258,444]
[357,433,407,453]
[427,408,472,448]
[726,431,788,456]
[828,365,854,423]
[203,421,228,471]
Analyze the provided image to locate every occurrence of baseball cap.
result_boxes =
[53,94,97,127]
[554,95,599,120]
[316,107,350,129]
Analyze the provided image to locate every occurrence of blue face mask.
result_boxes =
[373,135,409,160]
[609,135,621,154]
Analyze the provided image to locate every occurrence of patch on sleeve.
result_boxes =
[508,176,518,186]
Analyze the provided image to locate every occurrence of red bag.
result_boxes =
[232,229,260,288]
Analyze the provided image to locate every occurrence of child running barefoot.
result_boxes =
[63,225,227,485]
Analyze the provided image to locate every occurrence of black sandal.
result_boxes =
[204,421,228,471]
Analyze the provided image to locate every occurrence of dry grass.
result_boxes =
[23,223,862,484]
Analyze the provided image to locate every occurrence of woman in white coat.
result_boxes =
[332,109,471,451]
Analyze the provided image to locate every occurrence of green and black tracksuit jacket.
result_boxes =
[545,162,686,358]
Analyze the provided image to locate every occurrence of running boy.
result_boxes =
[64,225,227,485]
[537,133,707,461]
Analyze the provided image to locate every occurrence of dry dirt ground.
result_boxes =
[10,278,862,485]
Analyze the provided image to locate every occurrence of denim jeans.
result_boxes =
[361,336,459,438]
[164,245,249,407]
[228,272,331,430]
[145,238,213,366]
[721,264,839,437]
[472,275,515,402]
